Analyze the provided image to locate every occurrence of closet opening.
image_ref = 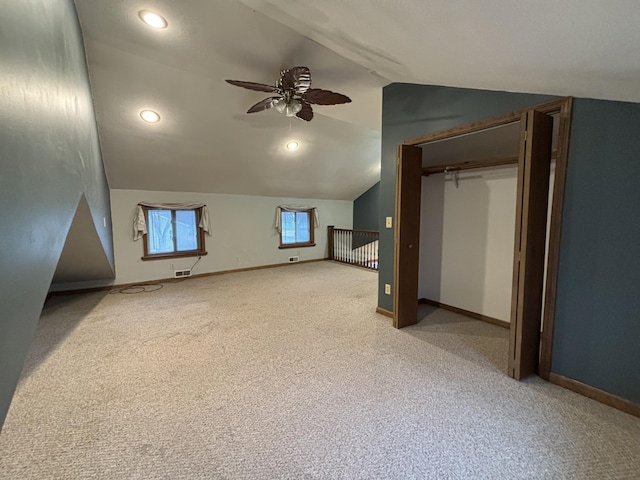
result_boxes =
[393,98,572,380]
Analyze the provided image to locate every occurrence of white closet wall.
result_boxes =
[418,166,518,321]
[419,165,555,323]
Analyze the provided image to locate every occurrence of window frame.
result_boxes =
[278,209,315,249]
[141,206,208,261]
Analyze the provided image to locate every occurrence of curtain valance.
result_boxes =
[133,202,211,241]
[275,205,319,233]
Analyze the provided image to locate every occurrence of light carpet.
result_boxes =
[1,261,639,479]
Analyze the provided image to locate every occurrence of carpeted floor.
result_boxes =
[1,261,639,479]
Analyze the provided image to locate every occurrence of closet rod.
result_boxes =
[422,151,557,176]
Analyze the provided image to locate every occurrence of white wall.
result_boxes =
[419,165,555,322]
[419,166,518,321]
[105,189,352,285]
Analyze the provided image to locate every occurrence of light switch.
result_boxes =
[385,216,392,228]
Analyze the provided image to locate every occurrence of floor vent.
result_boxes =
[174,269,192,278]
[288,256,300,263]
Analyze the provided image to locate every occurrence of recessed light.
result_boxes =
[140,110,160,123]
[286,141,299,150]
[138,10,168,29]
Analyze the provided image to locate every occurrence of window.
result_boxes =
[279,209,315,248]
[141,206,207,260]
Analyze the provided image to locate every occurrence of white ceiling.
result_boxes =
[74,0,640,201]
[421,122,522,167]
[420,114,560,167]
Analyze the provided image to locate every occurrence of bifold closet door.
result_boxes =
[393,144,422,329]
[509,110,554,380]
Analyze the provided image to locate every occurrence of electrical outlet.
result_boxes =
[386,216,392,228]
[384,283,391,295]
[170,263,175,270]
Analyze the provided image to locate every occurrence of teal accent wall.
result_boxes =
[380,83,640,404]
[0,0,113,429]
[552,98,640,403]
[353,182,380,231]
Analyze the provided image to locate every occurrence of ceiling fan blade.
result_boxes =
[303,88,351,105]
[246,96,280,113]
[225,79,279,93]
[296,102,313,121]
[280,66,311,93]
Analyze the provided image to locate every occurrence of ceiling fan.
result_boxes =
[225,66,351,122]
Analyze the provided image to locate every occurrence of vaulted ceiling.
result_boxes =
[74,0,640,201]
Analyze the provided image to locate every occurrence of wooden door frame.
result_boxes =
[394,97,573,380]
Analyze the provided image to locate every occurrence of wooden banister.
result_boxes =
[327,226,379,270]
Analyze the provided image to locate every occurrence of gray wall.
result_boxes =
[380,83,640,404]
[552,98,640,403]
[353,182,380,231]
[0,0,114,429]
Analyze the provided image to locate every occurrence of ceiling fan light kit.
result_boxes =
[275,98,302,117]
[225,66,351,122]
